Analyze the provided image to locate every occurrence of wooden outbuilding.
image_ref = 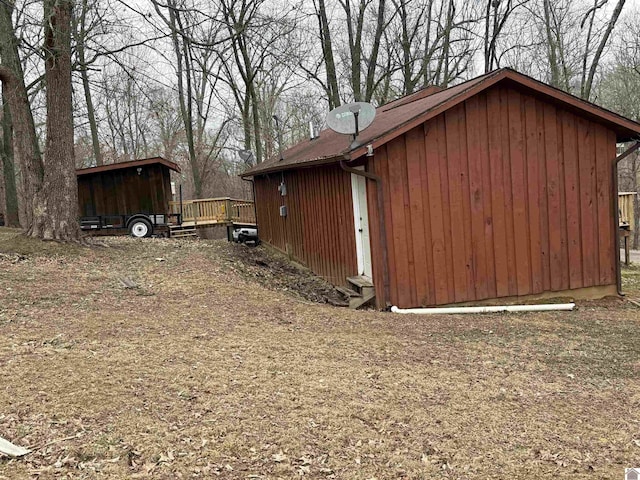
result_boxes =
[242,69,640,309]
[76,157,180,236]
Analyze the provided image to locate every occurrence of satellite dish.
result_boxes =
[238,149,255,165]
[326,102,376,136]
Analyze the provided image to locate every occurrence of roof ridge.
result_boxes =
[243,68,640,177]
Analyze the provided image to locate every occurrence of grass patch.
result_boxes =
[1,237,639,479]
[0,227,83,257]
[622,262,640,296]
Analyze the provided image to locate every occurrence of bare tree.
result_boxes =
[484,0,531,73]
[579,0,626,99]
[0,0,81,240]
[32,0,81,240]
[313,0,341,108]
[73,0,103,165]
[0,0,43,232]
[1,85,19,227]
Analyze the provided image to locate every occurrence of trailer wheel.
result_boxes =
[129,218,152,238]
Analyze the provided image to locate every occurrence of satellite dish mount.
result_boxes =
[326,102,376,149]
[349,104,361,141]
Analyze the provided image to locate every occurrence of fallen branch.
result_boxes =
[31,433,81,452]
[627,299,640,309]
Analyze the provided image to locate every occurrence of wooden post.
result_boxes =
[179,184,183,225]
[225,198,232,224]
[622,228,630,266]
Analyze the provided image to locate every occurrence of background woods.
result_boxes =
[0,0,639,242]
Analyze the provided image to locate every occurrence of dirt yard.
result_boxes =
[1,228,640,479]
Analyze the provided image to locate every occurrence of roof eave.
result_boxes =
[241,153,351,178]
[76,156,181,176]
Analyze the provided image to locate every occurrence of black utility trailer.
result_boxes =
[76,157,181,237]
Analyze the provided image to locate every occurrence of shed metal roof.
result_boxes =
[243,68,640,177]
[76,156,180,176]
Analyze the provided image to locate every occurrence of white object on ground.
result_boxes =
[0,436,31,457]
[390,303,575,314]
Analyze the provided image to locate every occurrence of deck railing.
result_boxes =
[619,192,636,227]
[169,197,256,226]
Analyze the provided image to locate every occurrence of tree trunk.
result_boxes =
[29,0,81,241]
[316,0,340,109]
[0,1,43,232]
[1,86,19,227]
[542,0,561,88]
[164,0,202,197]
[583,0,626,100]
[364,0,385,102]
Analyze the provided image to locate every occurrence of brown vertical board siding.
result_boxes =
[478,93,497,299]
[254,165,357,287]
[316,169,327,277]
[387,136,413,307]
[317,168,329,280]
[306,172,318,272]
[536,100,552,292]
[338,167,351,280]
[465,95,489,300]
[607,129,618,284]
[406,125,432,306]
[290,173,304,261]
[577,117,597,286]
[416,125,437,305]
[457,103,476,301]
[445,106,470,302]
[425,118,451,305]
[365,149,387,307]
[380,146,399,304]
[437,115,456,303]
[557,113,571,289]
[561,111,584,289]
[77,164,173,218]
[595,124,615,284]
[328,168,340,279]
[524,94,543,293]
[400,135,418,307]
[486,89,510,297]
[508,89,532,296]
[500,89,519,296]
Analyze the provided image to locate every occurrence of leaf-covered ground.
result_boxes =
[1,228,639,479]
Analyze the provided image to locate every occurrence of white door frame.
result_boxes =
[351,167,373,279]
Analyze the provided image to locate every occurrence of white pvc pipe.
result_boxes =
[390,303,575,315]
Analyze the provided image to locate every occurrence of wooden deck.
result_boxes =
[169,197,256,227]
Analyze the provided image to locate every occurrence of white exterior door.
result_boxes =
[351,169,373,279]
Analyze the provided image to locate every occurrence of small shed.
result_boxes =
[77,157,180,234]
[243,68,640,309]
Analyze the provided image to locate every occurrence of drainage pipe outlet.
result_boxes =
[390,303,576,314]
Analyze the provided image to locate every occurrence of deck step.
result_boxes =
[347,276,374,289]
[336,286,360,298]
[169,225,198,239]
[337,280,376,310]
[348,290,376,309]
